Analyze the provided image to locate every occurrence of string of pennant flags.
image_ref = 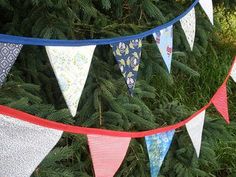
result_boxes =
[0,56,235,177]
[0,0,229,176]
[0,0,213,117]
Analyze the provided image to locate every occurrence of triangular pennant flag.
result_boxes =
[111,39,142,95]
[199,0,214,25]
[153,25,173,72]
[145,130,175,177]
[211,83,230,123]
[180,8,196,50]
[230,60,236,82]
[46,45,96,117]
[87,134,131,177]
[0,114,63,177]
[0,42,23,86]
[186,110,206,157]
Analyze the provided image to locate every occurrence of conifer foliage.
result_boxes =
[0,0,235,176]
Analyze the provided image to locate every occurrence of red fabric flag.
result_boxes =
[211,83,229,123]
[87,134,131,177]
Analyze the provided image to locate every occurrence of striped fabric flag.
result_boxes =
[87,134,131,177]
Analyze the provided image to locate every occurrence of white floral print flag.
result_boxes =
[0,114,62,177]
[186,110,206,157]
[199,0,214,25]
[153,26,173,72]
[46,45,96,117]
[180,8,196,50]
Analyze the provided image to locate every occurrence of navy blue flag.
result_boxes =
[111,39,142,95]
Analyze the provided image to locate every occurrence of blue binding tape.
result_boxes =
[0,0,199,46]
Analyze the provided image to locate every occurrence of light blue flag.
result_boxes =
[145,130,175,177]
[153,26,173,73]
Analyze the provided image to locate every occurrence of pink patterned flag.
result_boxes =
[211,83,229,123]
[87,134,131,177]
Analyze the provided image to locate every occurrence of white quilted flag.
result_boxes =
[0,114,62,177]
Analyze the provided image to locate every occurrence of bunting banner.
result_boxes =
[211,83,229,123]
[0,42,23,86]
[180,8,196,50]
[145,130,175,177]
[0,0,215,104]
[199,0,214,24]
[0,113,62,177]
[0,56,235,177]
[87,134,131,177]
[0,1,229,177]
[230,60,236,82]
[153,26,173,72]
[111,39,142,95]
[186,110,205,157]
[46,45,96,117]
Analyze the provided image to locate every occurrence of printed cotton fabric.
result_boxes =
[145,130,175,177]
[180,8,196,50]
[0,42,23,86]
[46,45,96,117]
[0,114,63,177]
[111,39,142,95]
[153,26,173,72]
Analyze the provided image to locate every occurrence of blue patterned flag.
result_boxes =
[153,26,173,73]
[0,42,23,86]
[111,39,142,95]
[145,130,175,177]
